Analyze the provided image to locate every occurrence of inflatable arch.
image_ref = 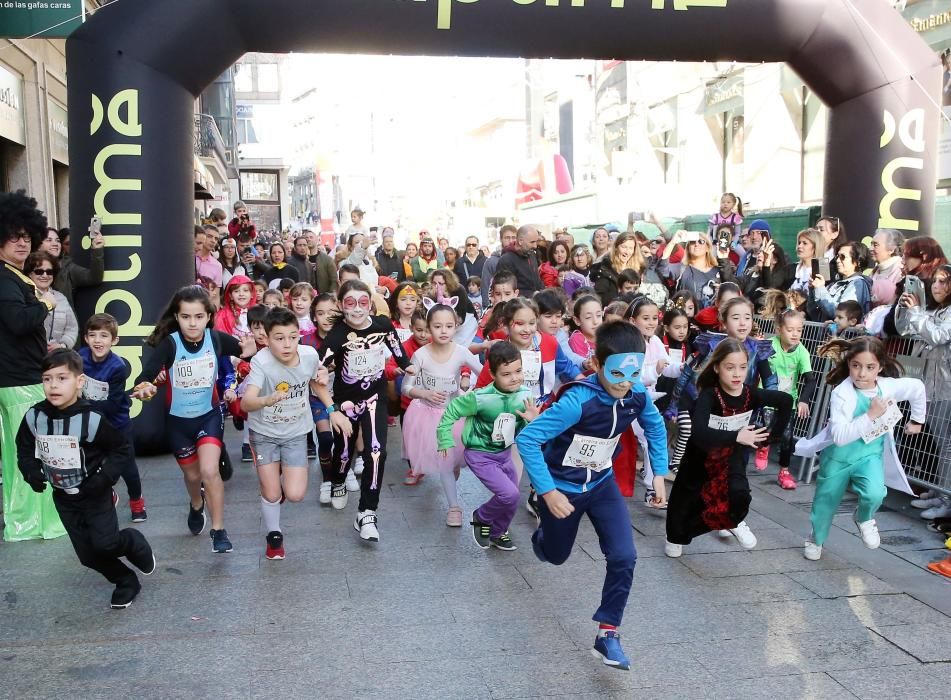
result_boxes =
[66,0,940,451]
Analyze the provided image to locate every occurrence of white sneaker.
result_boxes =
[664,540,683,558]
[354,510,379,542]
[318,481,332,505]
[716,530,732,538]
[856,519,881,549]
[921,497,951,520]
[352,455,365,477]
[330,483,348,510]
[803,541,822,560]
[729,521,757,549]
[345,471,360,493]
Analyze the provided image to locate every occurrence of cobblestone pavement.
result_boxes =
[1,428,949,699]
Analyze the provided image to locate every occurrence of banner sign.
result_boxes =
[0,0,83,38]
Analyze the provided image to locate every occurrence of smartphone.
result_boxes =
[716,229,731,251]
[904,275,927,308]
[89,215,102,237]
[683,231,700,244]
[812,258,831,280]
[630,211,645,222]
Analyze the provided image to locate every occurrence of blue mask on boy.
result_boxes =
[603,352,643,385]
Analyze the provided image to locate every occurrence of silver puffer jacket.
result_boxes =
[894,304,951,399]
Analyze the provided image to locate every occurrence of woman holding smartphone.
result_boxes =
[761,228,825,295]
[38,221,105,309]
[660,230,736,309]
[807,241,872,322]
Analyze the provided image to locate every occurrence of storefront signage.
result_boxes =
[0,63,25,145]
[0,0,83,38]
[48,98,68,164]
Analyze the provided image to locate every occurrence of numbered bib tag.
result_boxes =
[492,412,517,447]
[667,350,683,367]
[396,328,413,344]
[35,435,84,491]
[562,435,619,472]
[708,410,753,432]
[862,400,902,444]
[778,375,793,393]
[83,377,110,402]
[262,395,309,425]
[521,350,542,381]
[349,347,385,378]
[173,355,216,389]
[424,373,457,395]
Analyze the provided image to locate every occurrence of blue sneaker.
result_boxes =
[592,630,630,670]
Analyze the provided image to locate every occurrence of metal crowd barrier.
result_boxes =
[751,317,950,497]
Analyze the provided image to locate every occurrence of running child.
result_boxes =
[516,322,669,670]
[262,289,285,309]
[132,286,254,553]
[241,307,325,560]
[436,341,537,550]
[80,313,147,522]
[665,339,792,557]
[387,308,431,486]
[568,294,602,362]
[215,275,258,462]
[288,282,317,346]
[311,279,416,542]
[534,289,586,370]
[17,349,156,609]
[764,300,818,489]
[795,337,926,561]
[656,307,692,473]
[309,292,348,503]
[387,282,423,431]
[402,299,483,526]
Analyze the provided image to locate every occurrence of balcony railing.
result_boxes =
[194,113,235,176]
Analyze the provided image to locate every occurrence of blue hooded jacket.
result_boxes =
[516,374,668,495]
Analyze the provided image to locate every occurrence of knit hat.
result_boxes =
[747,219,770,234]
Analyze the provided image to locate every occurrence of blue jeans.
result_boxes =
[531,477,637,626]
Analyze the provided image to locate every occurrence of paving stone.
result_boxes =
[679,547,850,579]
[832,510,922,534]
[830,662,951,699]
[871,622,951,662]
[629,672,856,700]
[786,568,898,598]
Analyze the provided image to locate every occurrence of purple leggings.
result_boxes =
[465,448,520,538]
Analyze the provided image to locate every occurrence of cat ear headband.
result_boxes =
[422,296,459,314]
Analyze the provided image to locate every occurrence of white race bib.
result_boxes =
[563,435,620,472]
[396,328,412,344]
[708,410,753,432]
[173,355,216,389]
[492,412,517,447]
[35,434,83,491]
[778,375,793,393]
[349,346,385,378]
[424,373,458,395]
[262,395,309,425]
[83,377,110,402]
[862,400,903,444]
[667,350,684,367]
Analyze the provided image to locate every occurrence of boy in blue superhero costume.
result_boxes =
[516,321,668,670]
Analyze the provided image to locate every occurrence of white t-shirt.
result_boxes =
[404,343,483,399]
[246,345,321,439]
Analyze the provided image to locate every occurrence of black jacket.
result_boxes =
[590,259,621,306]
[497,247,543,297]
[375,248,406,282]
[16,399,129,498]
[288,253,314,284]
[455,253,487,282]
[0,263,49,388]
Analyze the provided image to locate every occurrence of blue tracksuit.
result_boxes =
[516,374,668,626]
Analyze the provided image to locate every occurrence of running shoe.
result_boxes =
[241,443,253,463]
[644,489,666,510]
[777,468,797,490]
[127,540,156,576]
[219,450,233,482]
[331,483,348,510]
[210,528,233,553]
[387,415,397,427]
[911,490,939,508]
[446,505,464,527]
[754,446,769,471]
[129,497,148,522]
[803,541,822,561]
[729,521,757,549]
[110,578,142,610]
[921,497,951,520]
[490,532,517,551]
[471,512,491,550]
[354,510,379,542]
[265,531,285,560]
[526,488,540,523]
[592,630,630,671]
[856,519,880,549]
[187,496,207,535]
[318,481,332,505]
[352,455,365,476]
[345,471,360,493]
[664,540,683,558]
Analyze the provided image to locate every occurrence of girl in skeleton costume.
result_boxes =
[402,298,483,527]
[313,279,415,542]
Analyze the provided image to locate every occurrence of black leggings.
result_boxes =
[330,392,389,511]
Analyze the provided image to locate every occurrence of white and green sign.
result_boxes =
[0,1,83,39]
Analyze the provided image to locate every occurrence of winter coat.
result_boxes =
[54,248,104,309]
[43,289,78,349]
[497,247,544,297]
[894,303,951,400]
[808,273,872,322]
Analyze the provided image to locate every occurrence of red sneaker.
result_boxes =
[777,469,797,490]
[754,447,769,471]
[129,497,148,522]
[265,531,285,560]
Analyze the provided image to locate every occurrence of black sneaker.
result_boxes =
[241,443,253,463]
[490,532,517,551]
[471,512,491,550]
[210,528,233,553]
[526,489,541,524]
[232,416,244,431]
[219,450,233,482]
[110,578,141,609]
[187,496,207,536]
[126,535,156,575]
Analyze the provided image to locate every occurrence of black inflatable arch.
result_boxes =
[66,0,940,451]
